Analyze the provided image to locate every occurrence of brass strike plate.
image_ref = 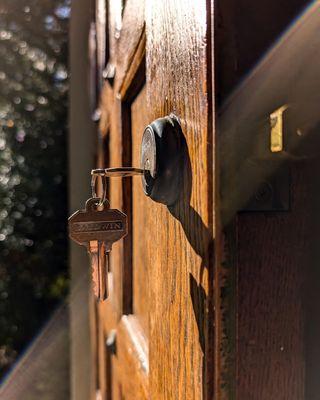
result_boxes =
[242,105,290,212]
[270,105,288,153]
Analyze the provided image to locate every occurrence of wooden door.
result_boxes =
[75,0,320,399]
[94,0,214,399]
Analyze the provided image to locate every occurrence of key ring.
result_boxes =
[91,167,144,207]
[91,173,107,207]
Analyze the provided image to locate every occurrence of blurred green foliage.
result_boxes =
[0,0,69,377]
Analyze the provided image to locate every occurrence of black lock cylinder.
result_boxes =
[140,114,184,206]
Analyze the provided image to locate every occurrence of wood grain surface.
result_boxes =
[87,0,320,399]
[146,1,214,398]
[237,164,307,400]
[97,0,214,399]
[131,85,150,335]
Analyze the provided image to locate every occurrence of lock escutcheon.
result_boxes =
[140,114,184,206]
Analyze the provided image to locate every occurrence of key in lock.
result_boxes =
[91,114,185,206]
[69,115,184,299]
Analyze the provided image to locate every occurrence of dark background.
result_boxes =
[0,0,69,379]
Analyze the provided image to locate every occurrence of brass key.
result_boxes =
[91,167,144,178]
[68,197,128,301]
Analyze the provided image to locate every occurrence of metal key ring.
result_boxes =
[91,173,107,207]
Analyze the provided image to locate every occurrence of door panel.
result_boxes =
[115,316,148,399]
[131,85,150,335]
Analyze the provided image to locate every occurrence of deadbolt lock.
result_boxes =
[140,114,185,206]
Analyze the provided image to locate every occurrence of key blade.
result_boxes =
[88,240,108,301]
[89,240,100,299]
[91,167,144,178]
